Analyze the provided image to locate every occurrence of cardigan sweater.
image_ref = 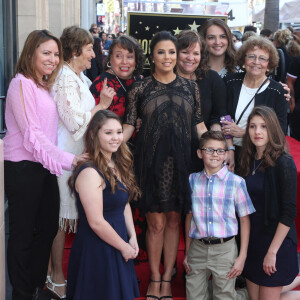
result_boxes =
[262,154,298,244]
[197,69,227,128]
[224,72,288,134]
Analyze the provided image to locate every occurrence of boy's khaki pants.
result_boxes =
[186,237,237,300]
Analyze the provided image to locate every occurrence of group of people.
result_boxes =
[3,17,299,300]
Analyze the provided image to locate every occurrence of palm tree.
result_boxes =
[264,0,279,32]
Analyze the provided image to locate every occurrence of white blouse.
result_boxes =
[52,64,95,232]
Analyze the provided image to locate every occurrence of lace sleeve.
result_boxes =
[193,81,203,125]
[54,74,92,141]
[124,81,141,126]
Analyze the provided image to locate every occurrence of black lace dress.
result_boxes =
[125,75,203,215]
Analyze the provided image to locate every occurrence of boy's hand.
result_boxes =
[227,256,245,279]
[183,255,191,274]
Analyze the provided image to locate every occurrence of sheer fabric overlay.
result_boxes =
[125,75,203,215]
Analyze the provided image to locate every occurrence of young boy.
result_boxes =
[184,131,255,300]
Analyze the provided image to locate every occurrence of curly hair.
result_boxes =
[15,30,63,90]
[235,36,279,75]
[149,31,178,74]
[105,35,145,76]
[60,26,94,62]
[274,28,293,48]
[176,30,209,80]
[69,110,141,201]
[238,106,288,178]
[200,18,237,74]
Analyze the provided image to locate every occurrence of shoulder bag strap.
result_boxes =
[236,78,269,125]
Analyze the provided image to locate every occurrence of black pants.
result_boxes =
[4,161,60,300]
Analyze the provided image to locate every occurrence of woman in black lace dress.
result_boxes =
[123,31,207,300]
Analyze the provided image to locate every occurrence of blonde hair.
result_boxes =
[274,29,293,47]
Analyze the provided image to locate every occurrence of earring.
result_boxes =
[107,61,111,68]
[242,65,245,68]
[267,69,269,72]
[73,56,77,60]
[152,60,154,63]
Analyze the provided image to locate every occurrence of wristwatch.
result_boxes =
[228,146,235,151]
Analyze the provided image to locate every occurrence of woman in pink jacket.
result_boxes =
[4,30,83,300]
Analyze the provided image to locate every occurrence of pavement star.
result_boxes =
[145,26,150,31]
[139,21,142,24]
[189,21,200,31]
[156,26,159,29]
[173,27,182,35]
[135,31,138,34]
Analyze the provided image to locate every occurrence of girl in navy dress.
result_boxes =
[239,106,298,300]
[66,110,140,300]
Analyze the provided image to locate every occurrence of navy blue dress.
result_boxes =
[243,160,298,287]
[66,165,140,300]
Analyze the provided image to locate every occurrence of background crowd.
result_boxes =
[3,18,300,300]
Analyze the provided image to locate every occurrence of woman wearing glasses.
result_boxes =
[221,36,287,166]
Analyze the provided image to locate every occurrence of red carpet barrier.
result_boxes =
[286,136,300,252]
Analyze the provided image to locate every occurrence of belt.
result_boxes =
[198,236,234,245]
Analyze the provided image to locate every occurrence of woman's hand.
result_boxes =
[99,78,116,109]
[225,150,235,172]
[121,243,137,262]
[136,118,142,132]
[227,256,245,279]
[221,120,245,138]
[263,251,277,276]
[183,255,191,274]
[72,153,90,166]
[279,82,291,102]
[129,236,139,258]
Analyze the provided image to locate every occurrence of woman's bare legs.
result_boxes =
[246,279,259,300]
[260,286,283,300]
[47,229,66,297]
[146,212,166,299]
[246,278,300,300]
[160,211,181,298]
[280,276,300,300]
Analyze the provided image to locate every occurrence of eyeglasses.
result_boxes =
[245,54,269,63]
[201,148,227,155]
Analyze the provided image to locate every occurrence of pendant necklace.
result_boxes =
[252,159,263,175]
[110,68,127,92]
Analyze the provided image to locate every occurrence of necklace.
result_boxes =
[109,69,127,92]
[65,62,83,82]
[252,159,263,175]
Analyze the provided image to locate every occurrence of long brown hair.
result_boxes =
[201,18,237,74]
[15,30,63,90]
[176,30,209,80]
[238,106,289,178]
[69,110,141,201]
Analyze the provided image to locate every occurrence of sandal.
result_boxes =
[146,278,161,300]
[46,277,67,299]
[160,279,173,300]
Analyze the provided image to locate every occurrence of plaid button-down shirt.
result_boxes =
[189,165,255,239]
